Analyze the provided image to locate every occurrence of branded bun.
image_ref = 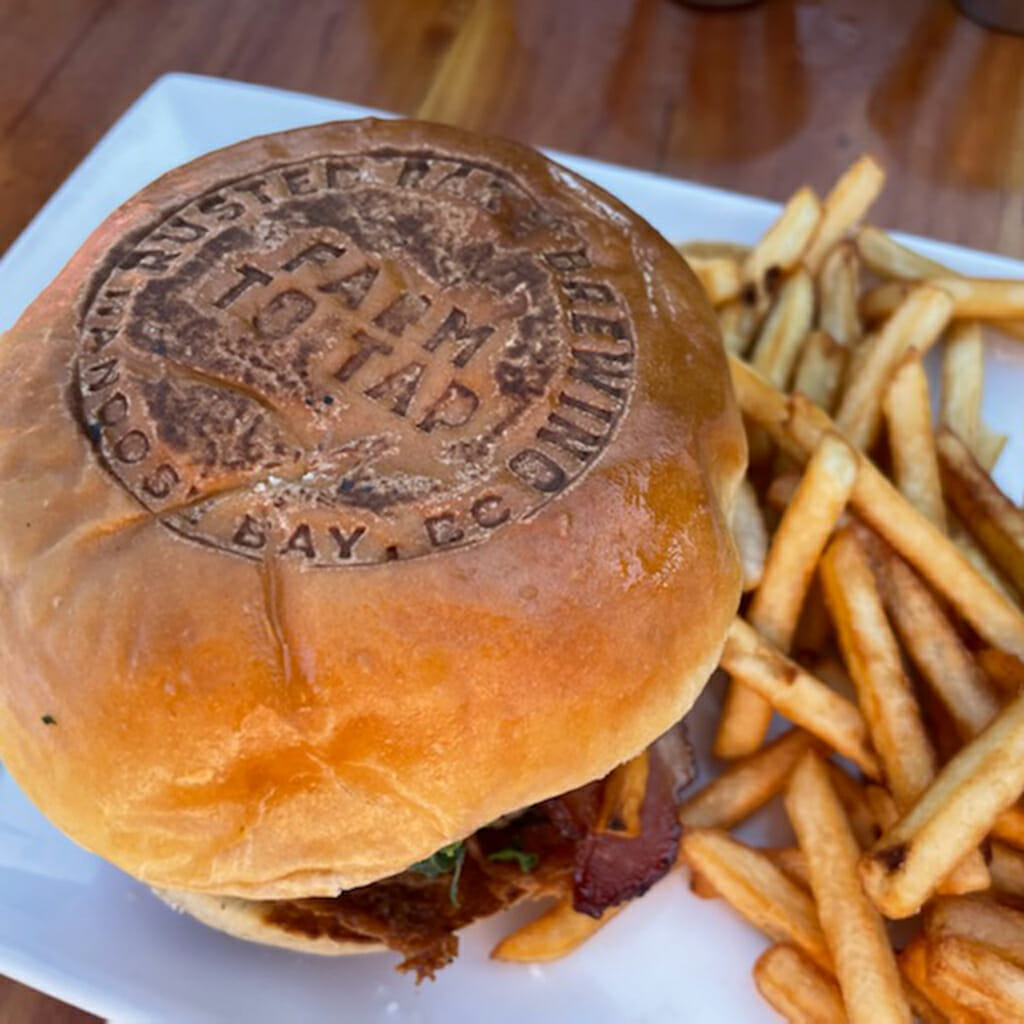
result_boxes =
[0,119,745,901]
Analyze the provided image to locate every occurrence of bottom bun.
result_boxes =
[153,888,383,957]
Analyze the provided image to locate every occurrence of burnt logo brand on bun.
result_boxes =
[77,150,637,566]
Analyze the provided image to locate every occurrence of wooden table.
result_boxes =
[1,0,1023,1018]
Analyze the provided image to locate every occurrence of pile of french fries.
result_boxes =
[494,156,1024,1022]
[677,155,1024,1022]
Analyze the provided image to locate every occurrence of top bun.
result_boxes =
[0,119,745,899]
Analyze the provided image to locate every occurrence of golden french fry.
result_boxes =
[942,323,986,464]
[679,729,816,830]
[597,751,648,837]
[763,846,811,891]
[728,356,1024,658]
[883,352,946,530]
[730,479,768,593]
[680,829,831,970]
[806,653,856,700]
[899,937,985,1024]
[817,243,862,347]
[826,527,990,885]
[927,936,1024,1023]
[794,329,847,412]
[856,226,947,280]
[827,765,881,850]
[856,226,1024,340]
[804,156,886,274]
[927,896,1024,970]
[859,281,913,323]
[743,186,822,310]
[716,433,858,758]
[867,537,1000,740]
[765,470,801,512]
[865,784,899,835]
[978,647,1024,698]
[753,944,848,1024]
[821,528,937,807]
[718,299,759,357]
[992,805,1024,850]
[990,841,1024,901]
[785,752,911,1024]
[950,517,1018,602]
[676,240,752,262]
[834,285,954,450]
[938,427,1024,597]
[932,277,1024,319]
[750,268,815,389]
[713,681,776,763]
[977,425,1009,473]
[861,688,1024,918]
[491,899,621,962]
[720,618,880,777]
[688,866,719,899]
[791,579,835,656]
[686,255,743,306]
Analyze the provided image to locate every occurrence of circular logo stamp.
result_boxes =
[77,148,637,565]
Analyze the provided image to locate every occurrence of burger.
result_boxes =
[0,119,745,977]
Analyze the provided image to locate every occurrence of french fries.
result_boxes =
[686,255,742,306]
[931,276,1024,319]
[977,647,1024,698]
[753,945,848,1024]
[785,753,911,1024]
[718,298,759,356]
[679,829,832,970]
[730,479,767,593]
[678,729,815,829]
[669,155,1024,1023]
[856,225,947,281]
[491,900,621,962]
[883,352,946,530]
[729,358,1024,658]
[938,427,1024,596]
[926,897,1024,969]
[942,322,1007,473]
[742,185,821,311]
[716,433,858,758]
[793,328,847,411]
[822,527,989,891]
[899,937,984,1024]
[718,618,880,777]
[861,688,1024,918]
[927,936,1024,1022]
[821,528,936,807]
[827,763,882,850]
[676,240,751,262]
[990,841,1024,901]
[763,847,811,891]
[817,243,861,347]
[804,155,886,274]
[859,281,912,323]
[750,268,815,389]
[834,285,954,450]
[868,540,1000,739]
[596,751,648,836]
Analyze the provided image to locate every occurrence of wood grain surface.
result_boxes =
[2,0,1024,1019]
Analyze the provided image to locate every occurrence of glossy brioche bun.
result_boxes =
[154,888,383,956]
[0,118,745,902]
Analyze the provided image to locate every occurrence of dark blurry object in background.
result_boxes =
[676,1,762,7]
[955,0,1024,35]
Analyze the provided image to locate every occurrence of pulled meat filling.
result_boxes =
[263,724,694,978]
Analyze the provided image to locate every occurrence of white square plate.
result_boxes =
[0,73,1022,1023]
